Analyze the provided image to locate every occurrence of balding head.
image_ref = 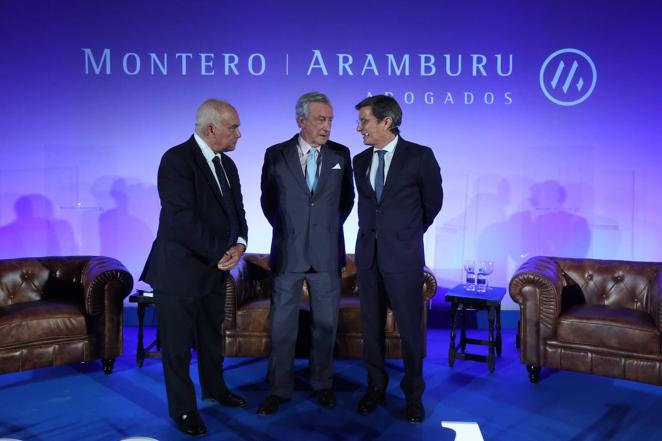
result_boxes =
[195,99,241,153]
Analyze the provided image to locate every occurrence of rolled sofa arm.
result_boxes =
[81,256,134,316]
[508,256,564,365]
[224,257,245,330]
[509,257,565,328]
[224,254,272,330]
[423,267,438,301]
[655,268,662,332]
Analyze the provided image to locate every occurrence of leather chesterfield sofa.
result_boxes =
[0,256,133,375]
[222,253,438,359]
[509,256,662,385]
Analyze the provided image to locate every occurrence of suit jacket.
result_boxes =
[353,137,443,273]
[140,135,248,296]
[261,134,354,274]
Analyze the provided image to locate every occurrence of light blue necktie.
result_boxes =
[375,150,386,202]
[306,147,319,192]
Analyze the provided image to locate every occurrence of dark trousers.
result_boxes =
[268,271,341,398]
[357,263,425,401]
[155,292,227,418]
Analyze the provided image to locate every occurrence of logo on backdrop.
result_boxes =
[81,48,514,106]
[539,48,597,106]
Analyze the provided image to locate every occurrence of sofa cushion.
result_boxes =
[556,304,660,354]
[337,298,397,333]
[0,301,88,347]
[235,299,271,332]
[236,297,398,334]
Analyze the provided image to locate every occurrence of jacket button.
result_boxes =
[311,202,315,207]
[376,209,381,214]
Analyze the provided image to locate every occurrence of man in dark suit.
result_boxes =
[352,95,443,423]
[140,99,248,436]
[258,92,354,415]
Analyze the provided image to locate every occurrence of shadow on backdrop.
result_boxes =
[96,178,156,278]
[0,194,77,259]
[434,178,595,298]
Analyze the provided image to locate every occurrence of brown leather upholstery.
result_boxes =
[0,256,133,375]
[223,253,437,359]
[509,256,662,385]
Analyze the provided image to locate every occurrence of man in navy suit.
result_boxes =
[141,99,248,436]
[352,95,443,423]
[258,92,355,415]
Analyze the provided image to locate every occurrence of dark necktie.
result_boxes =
[375,150,386,203]
[212,156,239,247]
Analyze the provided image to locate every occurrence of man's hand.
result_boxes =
[217,243,246,271]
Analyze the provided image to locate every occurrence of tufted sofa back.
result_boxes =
[0,257,90,307]
[556,258,660,313]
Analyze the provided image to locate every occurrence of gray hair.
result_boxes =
[295,92,331,121]
[195,99,232,135]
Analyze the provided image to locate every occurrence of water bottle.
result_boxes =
[466,271,477,291]
[476,269,487,292]
[464,260,476,291]
[476,261,493,293]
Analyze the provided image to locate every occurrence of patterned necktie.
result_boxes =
[375,150,386,203]
[306,147,319,192]
[212,156,239,247]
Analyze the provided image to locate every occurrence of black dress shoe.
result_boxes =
[315,389,336,408]
[356,388,385,415]
[204,390,247,407]
[257,395,289,416]
[174,411,207,436]
[406,400,425,424]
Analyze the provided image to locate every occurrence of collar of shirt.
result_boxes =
[297,135,322,174]
[194,132,221,163]
[298,135,321,155]
[372,135,398,156]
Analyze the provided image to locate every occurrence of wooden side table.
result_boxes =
[445,284,506,373]
[128,291,161,367]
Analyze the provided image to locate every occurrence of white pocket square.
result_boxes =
[332,163,342,170]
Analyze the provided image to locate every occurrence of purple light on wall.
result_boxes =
[1,1,661,308]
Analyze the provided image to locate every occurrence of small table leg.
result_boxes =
[488,305,496,373]
[448,302,459,367]
[460,304,467,352]
[136,303,146,368]
[496,305,502,357]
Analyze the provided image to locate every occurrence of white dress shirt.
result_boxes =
[297,135,321,177]
[194,132,246,248]
[369,135,399,190]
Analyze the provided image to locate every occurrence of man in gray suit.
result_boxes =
[258,92,354,415]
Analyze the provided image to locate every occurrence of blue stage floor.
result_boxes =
[1,328,661,441]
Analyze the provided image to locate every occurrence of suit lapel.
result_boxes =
[222,153,246,229]
[190,138,225,208]
[313,144,337,197]
[380,137,408,202]
[282,135,310,194]
[356,148,375,199]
